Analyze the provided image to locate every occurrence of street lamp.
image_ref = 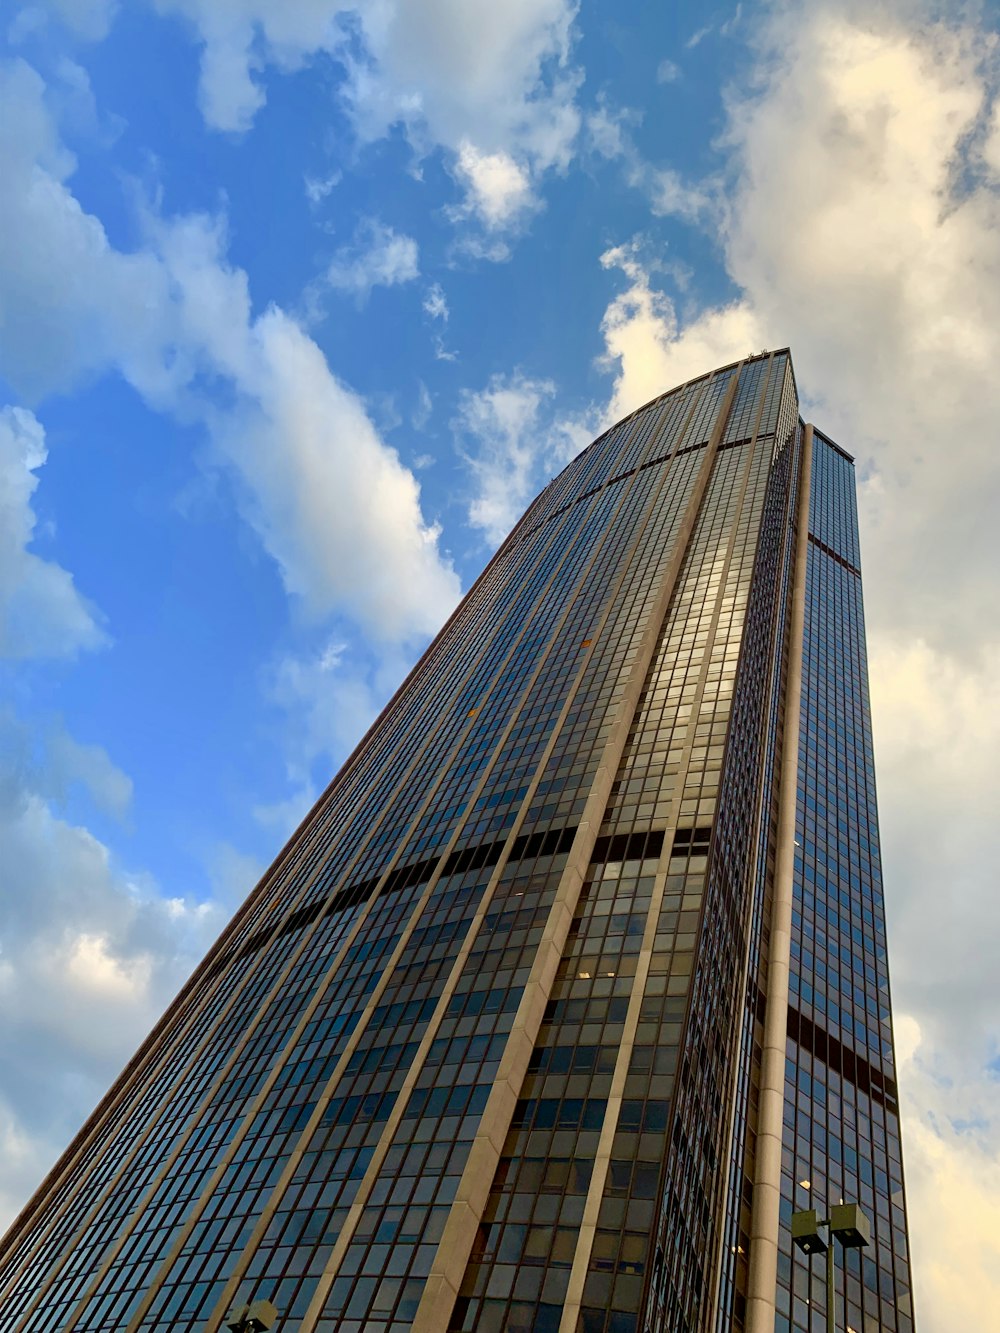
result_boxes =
[790,1202,870,1333]
[224,1298,278,1332]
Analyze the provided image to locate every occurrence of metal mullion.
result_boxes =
[0,506,533,1309]
[514,406,712,832]
[412,369,744,1332]
[650,440,776,1326]
[707,369,810,1331]
[558,369,773,1331]
[291,374,719,1333]
[15,473,586,1333]
[745,425,813,1332]
[193,394,704,1322]
[109,444,633,1333]
[214,520,551,941]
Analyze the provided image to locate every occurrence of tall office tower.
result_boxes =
[0,351,913,1333]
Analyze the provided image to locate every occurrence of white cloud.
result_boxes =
[151,0,337,132]
[422,281,449,321]
[456,373,554,544]
[685,6,742,51]
[266,634,402,773]
[0,58,169,402]
[412,380,433,431]
[686,23,713,50]
[647,165,711,221]
[895,1017,1000,1333]
[0,406,106,660]
[585,99,635,161]
[656,57,680,84]
[0,709,224,1229]
[449,140,538,234]
[432,332,458,362]
[304,169,341,205]
[454,235,753,549]
[586,99,712,223]
[41,720,133,819]
[9,0,117,42]
[338,0,580,165]
[713,9,1000,654]
[585,0,1000,689]
[596,239,760,424]
[720,4,743,39]
[0,1096,53,1234]
[208,299,460,637]
[254,629,413,846]
[455,372,591,546]
[0,58,460,644]
[314,216,419,306]
[251,784,316,841]
[152,0,581,240]
[869,639,1000,1057]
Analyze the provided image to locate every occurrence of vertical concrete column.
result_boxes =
[744,423,813,1333]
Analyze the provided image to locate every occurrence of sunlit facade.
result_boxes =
[0,351,913,1333]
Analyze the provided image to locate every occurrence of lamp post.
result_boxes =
[224,1298,278,1333]
[790,1202,870,1333]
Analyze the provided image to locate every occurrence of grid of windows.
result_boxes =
[711,428,913,1333]
[774,434,912,1333]
[451,357,788,1333]
[294,373,742,1333]
[0,353,913,1333]
[646,373,802,1333]
[59,383,714,1333]
[4,379,698,1333]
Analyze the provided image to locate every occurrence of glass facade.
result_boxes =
[0,352,913,1333]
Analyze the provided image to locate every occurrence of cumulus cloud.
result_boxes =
[313,217,419,307]
[338,0,580,166]
[895,1017,1000,1332]
[422,282,449,321]
[869,640,1000,1057]
[0,58,459,644]
[718,11,1000,651]
[211,300,459,636]
[303,169,341,205]
[0,59,168,402]
[454,236,753,549]
[0,710,223,1228]
[266,635,402,775]
[153,0,581,242]
[596,239,760,424]
[454,372,592,545]
[586,99,713,224]
[9,0,117,42]
[585,0,1000,730]
[0,406,106,660]
[455,373,555,543]
[449,140,538,234]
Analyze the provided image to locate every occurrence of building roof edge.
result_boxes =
[808,423,856,464]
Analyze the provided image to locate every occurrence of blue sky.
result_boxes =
[2,1,1000,1326]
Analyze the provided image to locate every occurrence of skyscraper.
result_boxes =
[0,351,913,1333]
